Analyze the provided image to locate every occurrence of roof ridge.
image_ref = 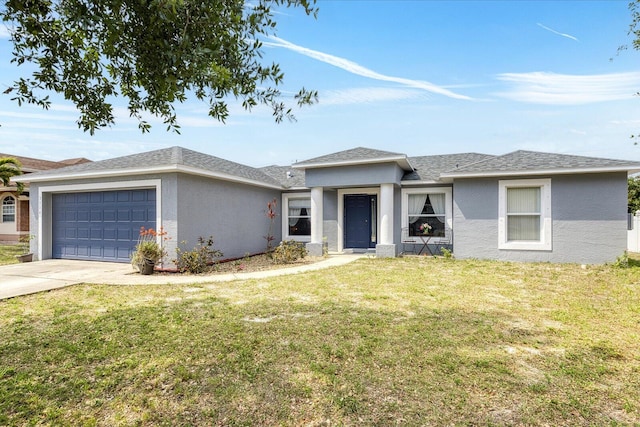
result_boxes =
[441,153,497,173]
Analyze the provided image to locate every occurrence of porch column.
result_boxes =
[306,186,324,257]
[376,183,396,257]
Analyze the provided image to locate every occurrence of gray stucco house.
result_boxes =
[17,146,640,265]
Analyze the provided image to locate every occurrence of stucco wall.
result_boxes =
[176,174,282,260]
[305,163,404,188]
[323,190,338,251]
[453,173,628,264]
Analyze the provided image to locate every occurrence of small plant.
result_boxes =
[271,240,307,264]
[264,198,278,254]
[440,247,453,259]
[18,234,34,254]
[175,236,223,274]
[613,251,629,268]
[131,227,169,272]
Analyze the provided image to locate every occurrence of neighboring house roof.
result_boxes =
[440,150,640,178]
[0,153,86,173]
[293,146,414,171]
[17,146,283,189]
[403,153,496,183]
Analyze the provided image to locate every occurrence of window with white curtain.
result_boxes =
[282,193,311,240]
[2,196,15,223]
[408,193,446,236]
[499,179,552,251]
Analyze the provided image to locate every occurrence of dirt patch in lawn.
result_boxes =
[156,253,324,276]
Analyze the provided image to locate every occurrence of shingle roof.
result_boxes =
[441,150,640,177]
[403,153,496,182]
[17,146,640,188]
[259,165,306,188]
[19,146,282,188]
[293,146,413,170]
[0,153,80,172]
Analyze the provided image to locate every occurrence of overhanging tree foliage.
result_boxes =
[0,157,23,192]
[629,176,640,213]
[1,0,318,134]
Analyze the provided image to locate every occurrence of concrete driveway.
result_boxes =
[0,260,132,299]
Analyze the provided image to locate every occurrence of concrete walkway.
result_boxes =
[0,255,364,299]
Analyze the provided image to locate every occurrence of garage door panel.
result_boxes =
[131,208,147,221]
[77,210,90,222]
[91,210,102,221]
[52,189,156,262]
[103,210,116,222]
[103,228,117,240]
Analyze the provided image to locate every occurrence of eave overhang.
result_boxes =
[14,164,284,190]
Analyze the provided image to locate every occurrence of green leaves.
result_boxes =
[2,0,318,134]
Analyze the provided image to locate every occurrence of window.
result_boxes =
[408,193,446,236]
[283,194,311,240]
[402,187,452,240]
[2,196,15,222]
[499,179,551,251]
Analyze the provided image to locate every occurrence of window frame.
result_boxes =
[401,187,452,243]
[498,178,552,251]
[282,193,312,242]
[1,195,16,223]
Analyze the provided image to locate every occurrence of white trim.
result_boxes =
[1,193,16,223]
[498,178,552,251]
[442,166,638,179]
[36,179,162,261]
[400,187,453,244]
[281,192,311,242]
[337,187,380,252]
[293,156,413,171]
[16,164,283,190]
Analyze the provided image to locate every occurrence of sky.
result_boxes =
[1,1,640,167]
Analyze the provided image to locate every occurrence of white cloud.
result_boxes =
[320,87,424,106]
[264,36,473,101]
[536,23,579,42]
[495,71,640,104]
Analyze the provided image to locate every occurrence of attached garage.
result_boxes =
[52,189,156,262]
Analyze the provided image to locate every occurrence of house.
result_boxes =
[15,146,640,265]
[0,153,91,242]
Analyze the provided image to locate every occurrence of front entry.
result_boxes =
[344,194,377,249]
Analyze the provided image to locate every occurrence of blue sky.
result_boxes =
[1,0,640,167]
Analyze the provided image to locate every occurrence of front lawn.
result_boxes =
[0,243,22,265]
[1,257,639,425]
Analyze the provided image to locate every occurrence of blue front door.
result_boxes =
[344,195,377,249]
[52,189,156,262]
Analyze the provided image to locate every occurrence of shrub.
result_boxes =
[440,247,453,259]
[174,236,223,274]
[131,227,169,268]
[271,240,307,264]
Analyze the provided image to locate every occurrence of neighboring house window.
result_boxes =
[498,179,552,251]
[283,194,311,241]
[2,196,16,223]
[402,187,452,240]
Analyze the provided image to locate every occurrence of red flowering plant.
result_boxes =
[131,226,170,268]
[264,198,278,254]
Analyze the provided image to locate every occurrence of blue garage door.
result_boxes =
[52,189,156,262]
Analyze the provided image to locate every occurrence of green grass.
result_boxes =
[0,243,22,265]
[1,257,639,425]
